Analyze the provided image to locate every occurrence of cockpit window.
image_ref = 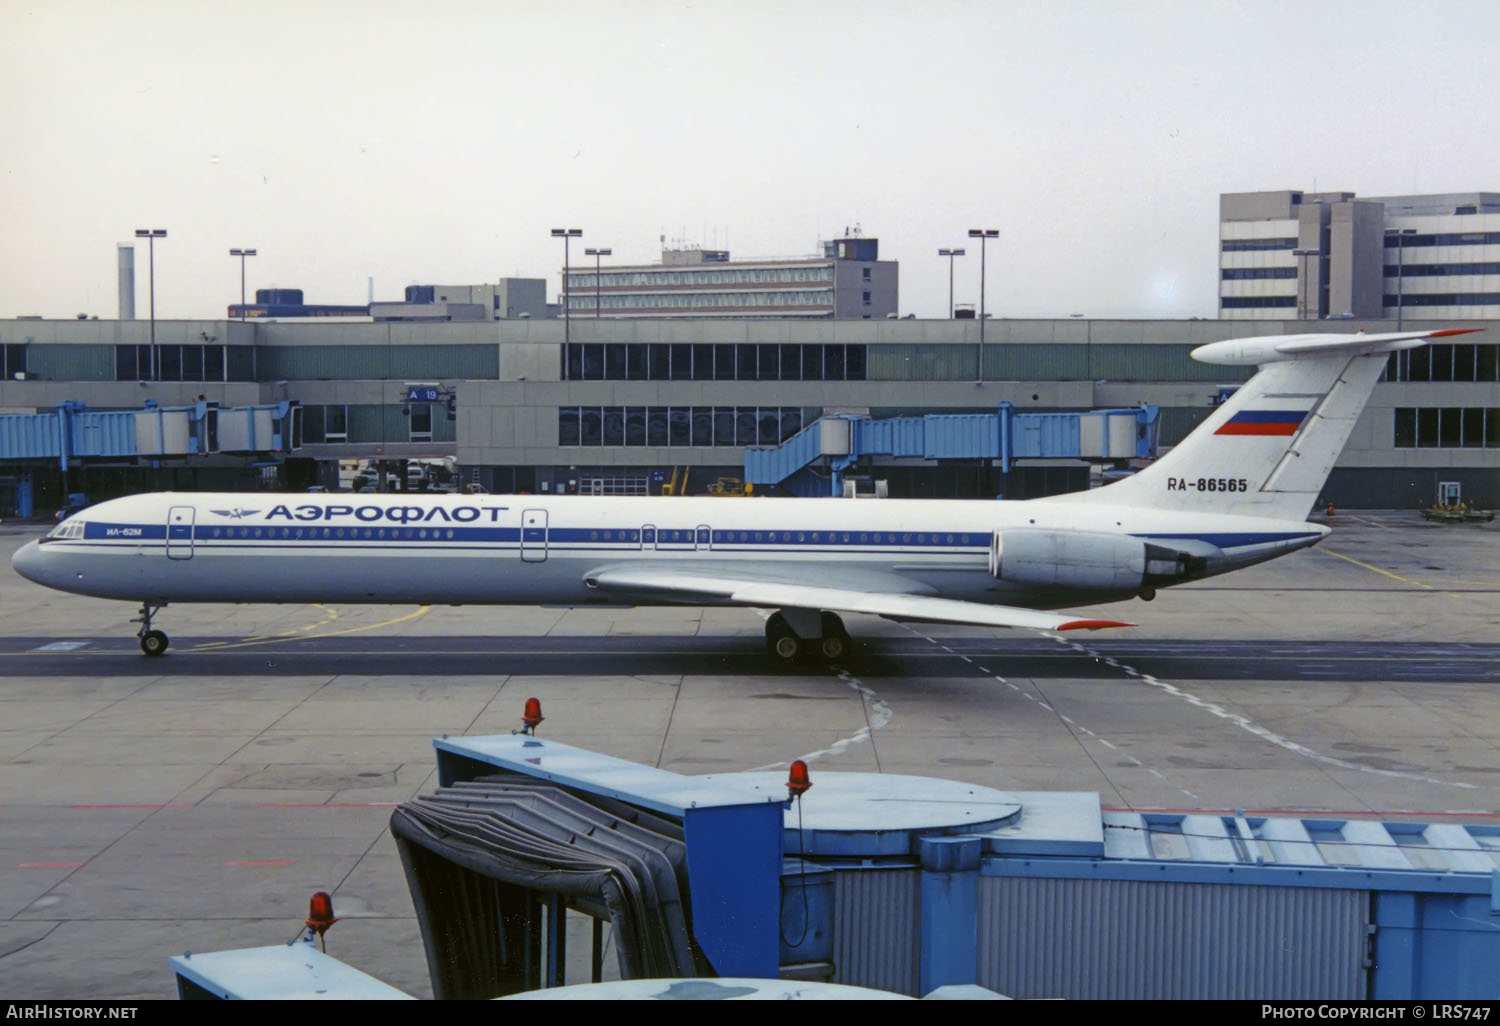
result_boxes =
[46,521,86,540]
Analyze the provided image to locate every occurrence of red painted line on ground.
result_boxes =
[18,862,86,869]
[223,859,297,867]
[257,802,400,808]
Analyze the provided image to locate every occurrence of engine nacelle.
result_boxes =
[988,528,1204,592]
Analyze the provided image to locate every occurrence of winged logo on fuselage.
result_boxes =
[210,507,261,519]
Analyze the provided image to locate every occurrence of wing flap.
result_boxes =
[585,564,1132,633]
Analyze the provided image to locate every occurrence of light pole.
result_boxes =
[967,228,997,383]
[550,228,582,343]
[134,228,167,380]
[1293,248,1319,321]
[229,248,257,321]
[938,247,965,318]
[585,246,611,317]
[1385,228,1417,330]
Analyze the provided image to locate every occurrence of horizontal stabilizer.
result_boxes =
[1193,327,1482,366]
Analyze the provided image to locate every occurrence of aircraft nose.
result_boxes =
[11,540,51,587]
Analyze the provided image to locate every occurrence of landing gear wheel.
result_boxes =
[816,611,852,662]
[140,630,169,657]
[816,632,848,662]
[133,602,169,657]
[765,612,802,663]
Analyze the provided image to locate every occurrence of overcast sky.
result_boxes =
[3,0,1498,322]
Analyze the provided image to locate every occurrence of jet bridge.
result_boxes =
[0,398,301,468]
[410,732,1500,999]
[0,399,301,517]
[171,728,1500,1000]
[744,403,1158,496]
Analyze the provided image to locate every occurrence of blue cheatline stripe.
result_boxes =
[65,544,985,563]
[84,523,166,540]
[71,522,1321,554]
[78,522,995,549]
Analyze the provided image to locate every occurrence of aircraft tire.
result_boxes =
[140,630,169,657]
[816,633,847,662]
[765,613,802,663]
[817,612,851,662]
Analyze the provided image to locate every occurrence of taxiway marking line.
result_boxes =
[747,668,893,771]
[1318,548,1468,600]
[746,608,893,772]
[185,606,431,651]
[192,604,342,650]
[919,628,1197,801]
[1049,632,1479,792]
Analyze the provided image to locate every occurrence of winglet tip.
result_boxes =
[1057,619,1135,631]
[1427,328,1484,338]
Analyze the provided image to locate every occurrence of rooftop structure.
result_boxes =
[369,280,551,322]
[561,236,898,319]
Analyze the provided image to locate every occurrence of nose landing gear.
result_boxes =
[134,602,169,657]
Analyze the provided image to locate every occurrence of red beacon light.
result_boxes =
[304,891,338,950]
[787,759,812,801]
[521,697,545,735]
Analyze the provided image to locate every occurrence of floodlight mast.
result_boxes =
[967,228,998,383]
[133,229,167,380]
[551,229,583,343]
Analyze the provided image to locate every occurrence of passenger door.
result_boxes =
[166,505,195,560]
[520,509,548,563]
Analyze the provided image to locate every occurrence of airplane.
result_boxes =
[11,327,1477,661]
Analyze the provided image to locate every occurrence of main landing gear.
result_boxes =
[765,610,852,665]
[134,602,169,657]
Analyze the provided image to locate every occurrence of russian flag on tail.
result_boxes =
[1215,410,1309,436]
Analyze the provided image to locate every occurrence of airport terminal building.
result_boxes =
[2,313,1496,516]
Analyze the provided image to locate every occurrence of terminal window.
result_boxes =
[1,343,25,379]
[1393,407,1499,449]
[559,405,804,448]
[563,342,865,382]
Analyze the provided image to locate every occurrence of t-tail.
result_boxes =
[1061,328,1482,521]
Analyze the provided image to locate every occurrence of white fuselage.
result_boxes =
[13,491,1326,611]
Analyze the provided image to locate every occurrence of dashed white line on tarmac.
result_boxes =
[903,624,1200,803]
[1046,632,1479,792]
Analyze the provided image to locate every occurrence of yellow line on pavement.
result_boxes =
[1318,548,1466,600]
[190,603,343,650]
[187,605,430,651]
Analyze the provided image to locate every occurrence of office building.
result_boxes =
[1219,190,1500,321]
[562,236,898,319]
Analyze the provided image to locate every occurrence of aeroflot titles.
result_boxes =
[262,503,511,524]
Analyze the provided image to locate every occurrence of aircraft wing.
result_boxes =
[583,563,1132,633]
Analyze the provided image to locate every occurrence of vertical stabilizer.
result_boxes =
[1058,329,1478,521]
